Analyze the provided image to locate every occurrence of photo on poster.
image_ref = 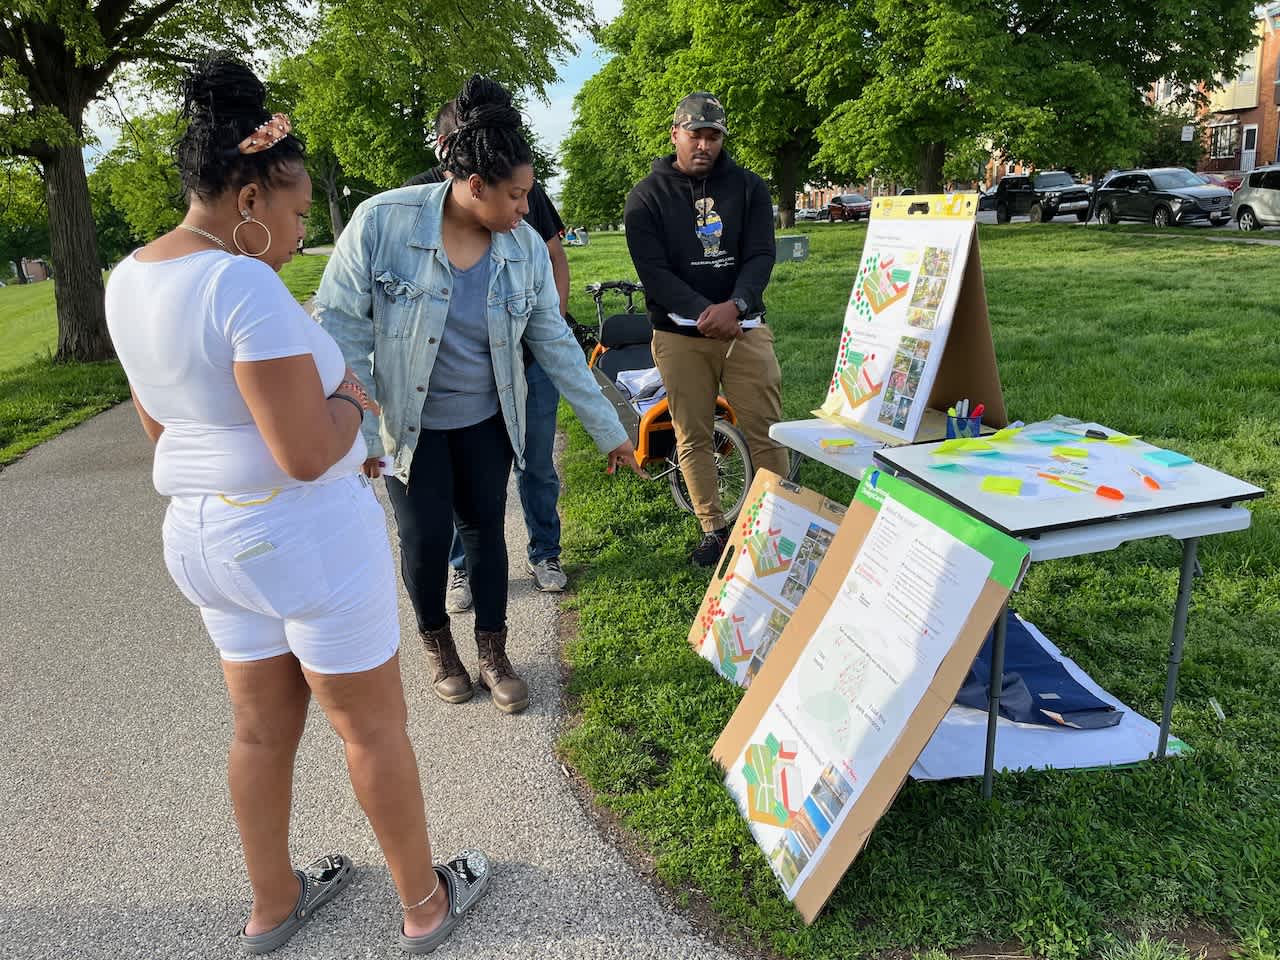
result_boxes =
[745,608,792,687]
[909,275,946,311]
[906,307,936,330]
[921,246,953,277]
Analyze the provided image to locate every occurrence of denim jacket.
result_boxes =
[315,182,628,482]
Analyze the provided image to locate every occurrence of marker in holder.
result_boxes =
[946,413,983,439]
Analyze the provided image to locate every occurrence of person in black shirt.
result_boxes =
[624,92,789,567]
[402,99,574,604]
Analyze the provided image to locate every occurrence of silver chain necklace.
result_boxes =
[177,223,229,251]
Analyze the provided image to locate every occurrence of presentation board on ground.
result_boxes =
[713,468,1029,922]
[688,470,846,687]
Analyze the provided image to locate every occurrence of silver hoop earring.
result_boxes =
[233,214,272,258]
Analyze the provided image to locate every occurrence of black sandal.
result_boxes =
[239,853,354,954]
[398,849,492,954]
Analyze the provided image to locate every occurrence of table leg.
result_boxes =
[786,450,802,482]
[982,602,1009,799]
[1157,537,1199,757]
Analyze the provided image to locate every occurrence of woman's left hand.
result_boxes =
[606,441,647,477]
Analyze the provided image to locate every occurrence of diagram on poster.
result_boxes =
[724,494,995,900]
[816,196,977,443]
[692,473,845,690]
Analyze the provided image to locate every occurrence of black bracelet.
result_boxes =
[330,392,364,418]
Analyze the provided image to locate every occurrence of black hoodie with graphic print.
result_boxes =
[623,151,776,337]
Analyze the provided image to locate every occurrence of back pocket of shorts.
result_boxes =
[223,538,330,620]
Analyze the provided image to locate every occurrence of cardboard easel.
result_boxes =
[712,469,1029,923]
[813,194,1007,445]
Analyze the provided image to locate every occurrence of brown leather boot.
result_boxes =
[420,624,473,704]
[475,627,529,714]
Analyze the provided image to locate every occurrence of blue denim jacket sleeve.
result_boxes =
[522,242,629,455]
[314,204,383,458]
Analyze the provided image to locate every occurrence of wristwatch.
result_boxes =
[732,296,749,316]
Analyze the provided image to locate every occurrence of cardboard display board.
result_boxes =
[815,194,1007,444]
[689,470,847,687]
[712,468,1029,923]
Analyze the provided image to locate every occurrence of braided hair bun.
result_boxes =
[442,75,533,185]
[175,54,304,202]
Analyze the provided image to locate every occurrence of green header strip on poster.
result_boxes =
[854,467,1029,589]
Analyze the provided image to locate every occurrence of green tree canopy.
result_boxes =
[90,110,184,242]
[0,160,50,273]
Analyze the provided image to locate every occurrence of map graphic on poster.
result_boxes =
[815,197,976,443]
[698,486,841,688]
[724,494,995,900]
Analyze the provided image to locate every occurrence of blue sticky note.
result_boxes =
[973,449,1004,457]
[1027,430,1078,444]
[929,462,965,472]
[1144,449,1194,467]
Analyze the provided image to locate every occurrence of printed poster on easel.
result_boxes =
[815,194,1008,443]
[712,469,1029,923]
[688,470,846,688]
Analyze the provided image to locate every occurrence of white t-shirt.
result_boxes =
[106,249,366,497]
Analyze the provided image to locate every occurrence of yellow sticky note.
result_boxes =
[981,475,1023,496]
[990,427,1023,443]
[1106,434,1138,444]
[933,438,995,455]
[1053,446,1088,459]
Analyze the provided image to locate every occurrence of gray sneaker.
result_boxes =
[445,568,472,613]
[527,558,567,593]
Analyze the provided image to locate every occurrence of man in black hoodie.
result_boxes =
[624,92,789,566]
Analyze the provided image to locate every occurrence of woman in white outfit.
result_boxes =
[104,55,488,955]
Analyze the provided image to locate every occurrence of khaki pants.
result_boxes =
[652,327,790,532]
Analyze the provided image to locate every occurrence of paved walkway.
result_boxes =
[0,405,737,959]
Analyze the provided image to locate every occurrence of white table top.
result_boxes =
[771,418,1261,563]
[872,422,1264,537]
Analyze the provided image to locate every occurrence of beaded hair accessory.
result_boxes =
[238,113,292,154]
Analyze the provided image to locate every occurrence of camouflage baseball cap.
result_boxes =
[673,92,729,134]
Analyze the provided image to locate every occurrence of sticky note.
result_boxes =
[1024,430,1075,445]
[1105,434,1139,444]
[990,427,1023,443]
[1144,449,1194,467]
[933,438,993,455]
[819,437,857,451]
[981,476,1024,496]
[1053,446,1088,459]
[929,463,965,473]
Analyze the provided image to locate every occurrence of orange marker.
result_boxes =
[1129,465,1161,490]
[1036,472,1125,501]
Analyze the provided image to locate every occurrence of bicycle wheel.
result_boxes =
[668,421,753,524]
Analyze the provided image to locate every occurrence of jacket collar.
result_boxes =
[407,180,528,264]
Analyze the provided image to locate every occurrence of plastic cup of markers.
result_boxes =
[946,414,983,439]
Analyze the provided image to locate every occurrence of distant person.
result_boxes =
[317,76,641,714]
[623,91,788,567]
[105,54,488,955]
[402,98,574,605]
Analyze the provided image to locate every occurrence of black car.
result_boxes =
[991,171,1093,223]
[1093,168,1232,227]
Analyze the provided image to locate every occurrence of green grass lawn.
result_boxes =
[557,226,1279,960]
[0,254,327,467]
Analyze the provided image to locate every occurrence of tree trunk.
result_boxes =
[773,137,803,229]
[328,189,346,240]
[46,144,111,362]
[914,141,946,194]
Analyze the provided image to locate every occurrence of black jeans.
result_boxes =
[384,413,514,634]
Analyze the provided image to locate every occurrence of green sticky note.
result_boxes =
[981,475,1024,496]
[1053,446,1088,459]
[930,462,965,472]
[990,427,1023,443]
[1144,449,1194,467]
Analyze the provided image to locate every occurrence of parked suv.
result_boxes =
[1231,164,1280,230]
[992,171,1092,223]
[828,193,872,221]
[1093,167,1232,227]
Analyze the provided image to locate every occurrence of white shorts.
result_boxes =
[161,473,400,674]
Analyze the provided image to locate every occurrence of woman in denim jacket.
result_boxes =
[317,77,641,716]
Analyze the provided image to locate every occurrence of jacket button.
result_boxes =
[416,385,425,392]
[408,426,417,433]
[441,288,449,295]
[428,337,437,344]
